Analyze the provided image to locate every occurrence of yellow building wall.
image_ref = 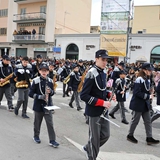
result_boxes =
[132,5,160,34]
[18,1,47,13]
[0,0,8,42]
[55,0,92,34]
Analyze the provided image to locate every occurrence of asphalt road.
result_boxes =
[0,81,160,160]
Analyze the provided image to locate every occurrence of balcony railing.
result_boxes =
[13,12,46,23]
[13,34,45,43]
[14,0,26,2]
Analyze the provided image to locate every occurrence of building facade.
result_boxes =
[132,5,160,34]
[0,0,92,58]
[54,34,100,60]
[122,34,160,64]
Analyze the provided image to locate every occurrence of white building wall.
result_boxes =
[55,35,100,60]
[128,35,160,63]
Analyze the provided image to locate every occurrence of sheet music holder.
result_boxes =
[44,106,61,110]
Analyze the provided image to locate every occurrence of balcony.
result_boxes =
[13,12,46,23]
[12,34,45,44]
[14,0,26,2]
[14,0,46,4]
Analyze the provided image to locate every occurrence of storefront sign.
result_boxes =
[34,48,47,51]
[100,34,127,57]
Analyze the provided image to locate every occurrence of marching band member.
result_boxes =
[127,63,159,145]
[0,55,14,111]
[14,57,32,118]
[78,59,86,76]
[29,63,59,148]
[68,64,82,111]
[32,55,43,78]
[60,61,71,97]
[80,50,115,160]
[109,70,129,124]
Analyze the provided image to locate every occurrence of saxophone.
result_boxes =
[0,73,13,87]
[53,74,58,91]
[16,81,28,88]
[77,68,88,93]
[63,74,70,84]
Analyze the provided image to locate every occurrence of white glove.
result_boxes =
[18,69,24,74]
[26,69,30,74]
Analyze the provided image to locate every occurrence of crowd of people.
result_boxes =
[13,29,37,36]
[0,50,160,160]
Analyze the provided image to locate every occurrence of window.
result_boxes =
[20,28,25,31]
[21,8,26,15]
[39,27,45,34]
[0,9,8,17]
[0,28,7,35]
[40,6,46,13]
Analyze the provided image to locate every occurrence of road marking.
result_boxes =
[1,100,17,105]
[56,88,63,91]
[64,136,160,160]
[60,103,69,106]
[1,100,33,114]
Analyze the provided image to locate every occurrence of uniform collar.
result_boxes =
[94,65,103,72]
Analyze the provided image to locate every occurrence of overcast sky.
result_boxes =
[91,0,160,26]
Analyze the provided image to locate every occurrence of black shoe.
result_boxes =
[109,113,116,119]
[122,119,129,125]
[9,107,14,112]
[69,103,74,108]
[33,137,41,144]
[14,107,18,115]
[127,135,138,143]
[77,107,82,111]
[62,94,65,97]
[22,114,30,118]
[146,137,160,145]
[49,140,59,148]
[82,146,89,159]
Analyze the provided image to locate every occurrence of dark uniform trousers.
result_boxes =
[34,111,56,141]
[16,88,29,115]
[85,116,110,160]
[128,111,152,137]
[69,91,81,108]
[0,86,13,108]
[110,102,126,121]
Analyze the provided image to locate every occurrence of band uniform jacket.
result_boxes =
[13,63,32,88]
[0,61,13,88]
[156,81,160,105]
[111,66,122,88]
[60,66,70,80]
[115,78,127,102]
[29,76,54,112]
[80,65,109,117]
[78,65,86,76]
[32,61,43,78]
[68,71,81,91]
[129,77,151,112]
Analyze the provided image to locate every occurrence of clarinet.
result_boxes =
[45,78,49,106]
[96,80,120,127]
[103,80,120,117]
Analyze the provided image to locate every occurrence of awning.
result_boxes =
[136,56,147,62]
